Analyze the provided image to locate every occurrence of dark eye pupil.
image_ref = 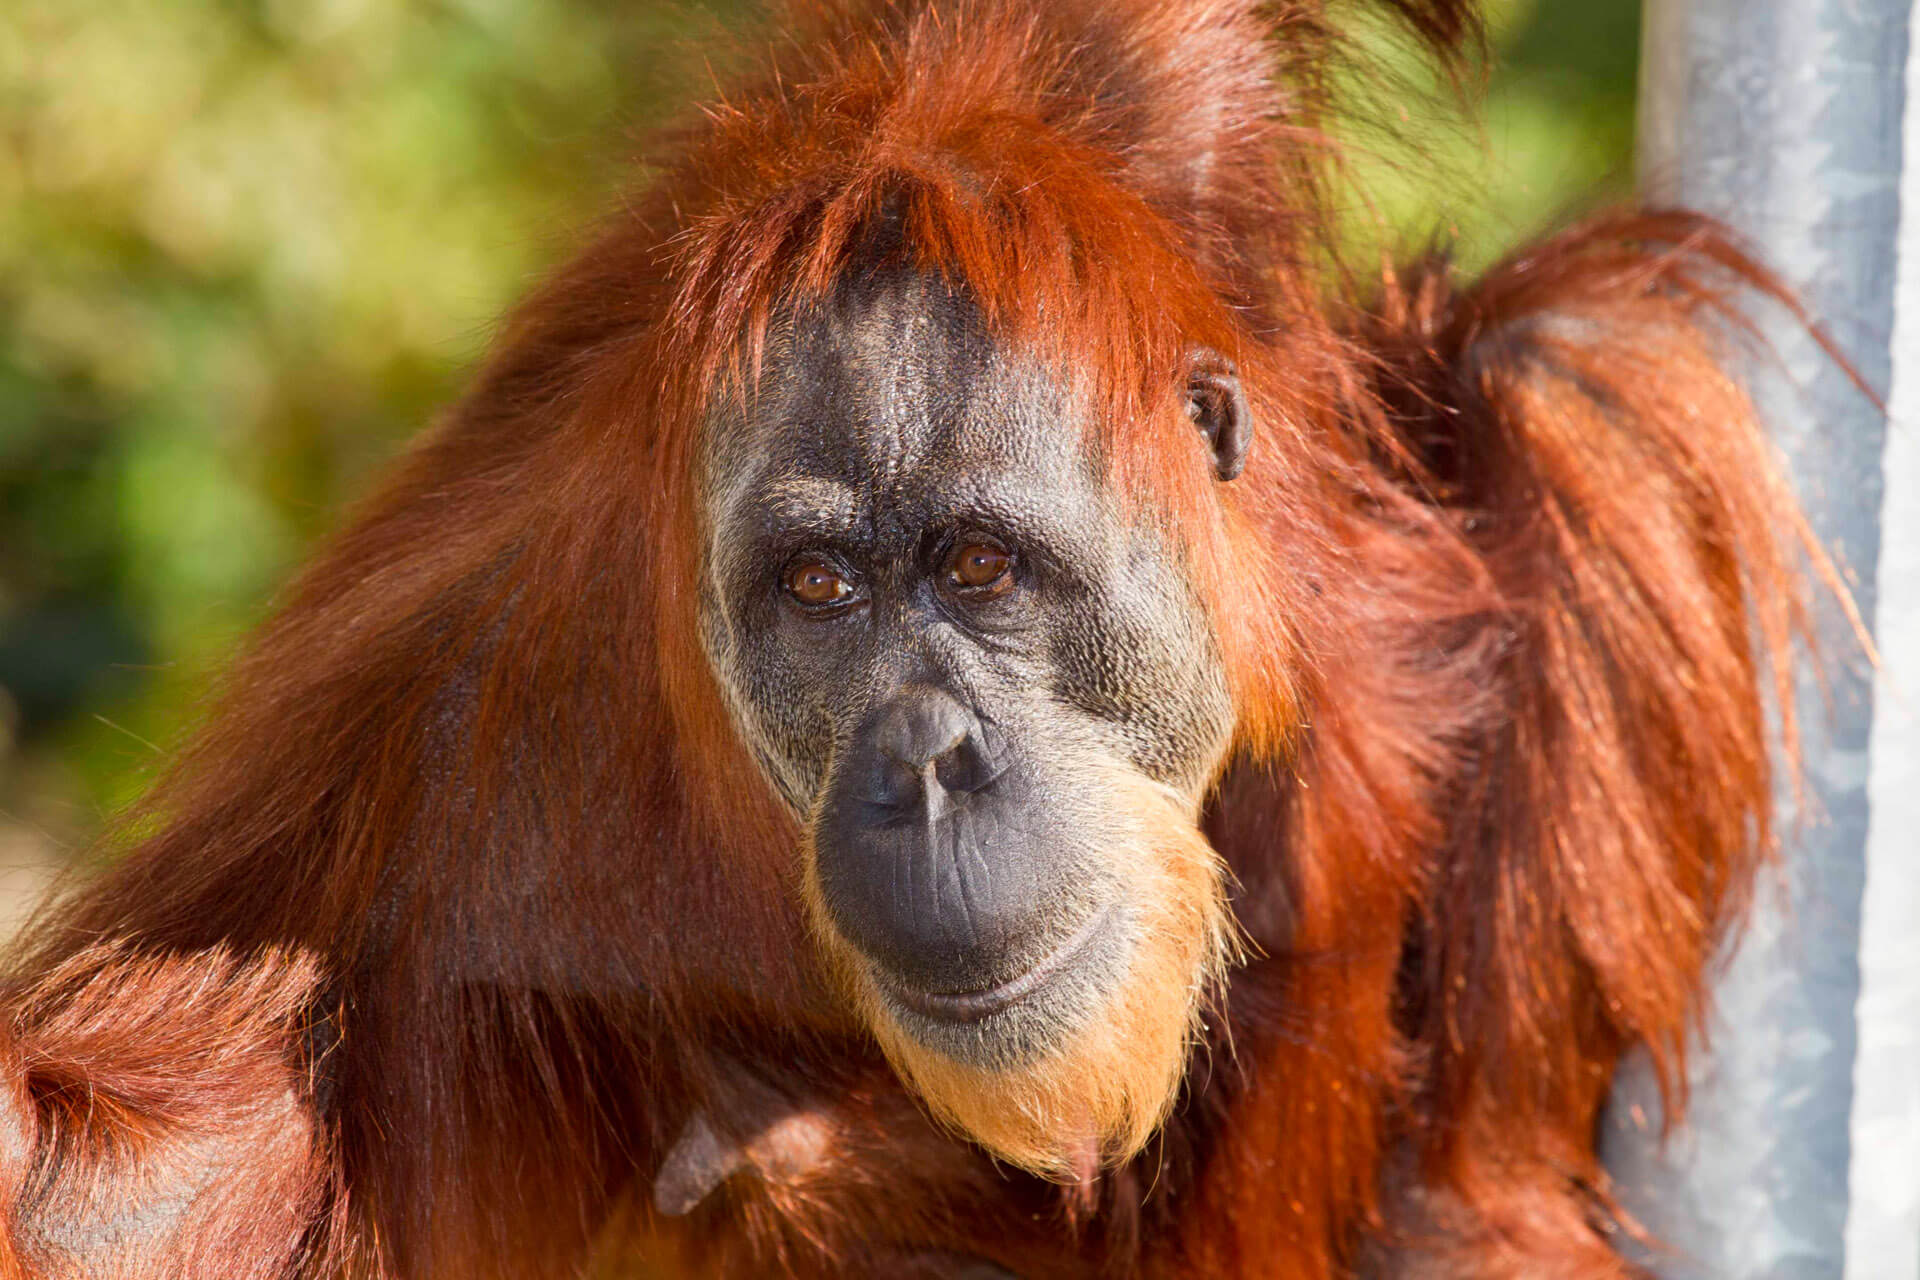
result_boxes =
[787,561,849,605]
[952,543,1009,588]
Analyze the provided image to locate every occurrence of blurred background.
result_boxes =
[0,0,1641,904]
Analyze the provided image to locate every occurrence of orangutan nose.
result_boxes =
[859,687,995,818]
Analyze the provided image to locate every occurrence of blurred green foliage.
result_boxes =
[0,0,1641,854]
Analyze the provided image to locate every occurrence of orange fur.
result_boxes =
[0,3,1848,1277]
[813,771,1236,1176]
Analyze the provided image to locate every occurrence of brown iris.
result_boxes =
[945,539,1013,597]
[784,558,855,608]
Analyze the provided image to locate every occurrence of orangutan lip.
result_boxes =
[879,905,1117,1024]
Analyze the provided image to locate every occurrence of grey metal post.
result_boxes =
[1603,2,1920,1277]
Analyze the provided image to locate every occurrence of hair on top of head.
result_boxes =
[0,3,1855,1278]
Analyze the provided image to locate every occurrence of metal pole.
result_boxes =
[1605,2,1920,1276]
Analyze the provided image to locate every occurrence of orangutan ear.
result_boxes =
[1185,349,1251,482]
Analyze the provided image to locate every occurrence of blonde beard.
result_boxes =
[806,770,1236,1177]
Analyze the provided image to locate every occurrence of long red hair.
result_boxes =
[4,3,1835,1275]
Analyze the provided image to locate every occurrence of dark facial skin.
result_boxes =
[697,269,1237,1066]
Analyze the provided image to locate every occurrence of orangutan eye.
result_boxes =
[783,557,857,609]
[944,539,1014,597]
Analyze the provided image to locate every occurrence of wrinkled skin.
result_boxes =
[696,269,1241,1069]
